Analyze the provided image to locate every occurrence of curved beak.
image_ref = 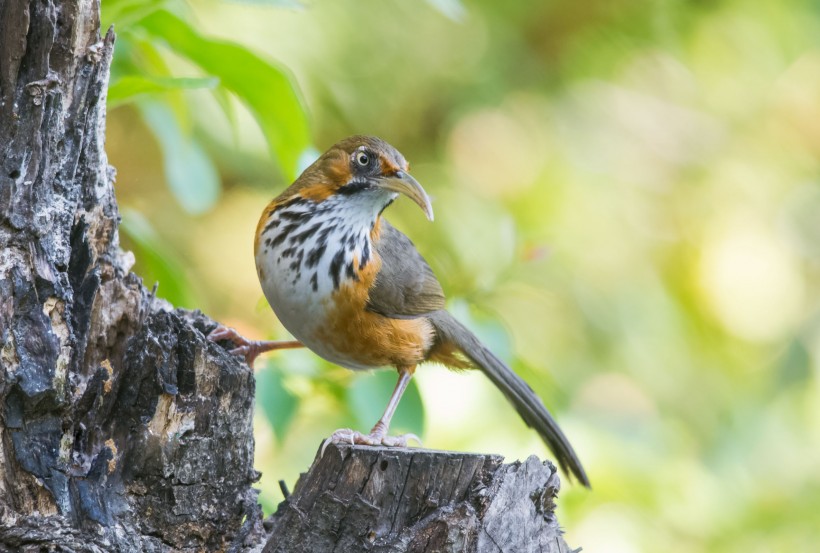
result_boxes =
[375,171,434,221]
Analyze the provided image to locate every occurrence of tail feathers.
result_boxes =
[428,310,590,488]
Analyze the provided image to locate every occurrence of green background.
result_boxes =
[103,0,820,549]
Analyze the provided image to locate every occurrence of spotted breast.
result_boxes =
[254,189,434,371]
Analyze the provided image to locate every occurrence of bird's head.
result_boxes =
[284,135,434,221]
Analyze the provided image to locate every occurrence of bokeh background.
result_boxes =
[102,0,820,550]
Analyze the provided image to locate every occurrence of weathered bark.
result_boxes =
[0,1,262,550]
[264,444,571,553]
[0,1,578,552]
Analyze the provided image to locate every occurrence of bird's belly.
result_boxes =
[256,248,433,370]
[256,250,354,367]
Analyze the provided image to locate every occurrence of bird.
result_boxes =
[208,135,590,487]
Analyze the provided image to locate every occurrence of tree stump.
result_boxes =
[263,444,572,553]
[0,1,580,551]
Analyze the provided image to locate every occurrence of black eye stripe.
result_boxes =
[338,180,370,195]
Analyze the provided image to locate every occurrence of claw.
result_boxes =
[320,437,332,458]
[208,325,302,368]
[383,433,422,448]
[320,429,354,457]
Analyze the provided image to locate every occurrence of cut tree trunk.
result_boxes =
[0,1,577,552]
[263,444,572,553]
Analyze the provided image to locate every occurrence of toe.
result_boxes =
[381,433,422,448]
[321,429,357,457]
[321,428,422,455]
[209,325,250,348]
[228,345,250,357]
[207,326,229,341]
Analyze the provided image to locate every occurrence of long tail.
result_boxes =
[428,310,590,487]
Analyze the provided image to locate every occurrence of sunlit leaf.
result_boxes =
[256,363,299,440]
[139,101,221,214]
[108,75,219,108]
[138,9,312,179]
[119,208,198,308]
[346,371,424,437]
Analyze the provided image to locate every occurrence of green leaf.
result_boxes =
[119,208,198,308]
[211,86,240,147]
[139,101,221,214]
[775,339,812,390]
[101,0,168,30]
[256,364,299,440]
[108,75,219,108]
[139,9,312,178]
[448,299,513,362]
[119,33,174,77]
[346,371,425,437]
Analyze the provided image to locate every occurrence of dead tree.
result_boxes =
[265,444,572,553]
[0,1,577,551]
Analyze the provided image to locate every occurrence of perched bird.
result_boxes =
[209,135,590,487]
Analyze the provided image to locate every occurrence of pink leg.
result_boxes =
[322,366,421,455]
[208,324,302,368]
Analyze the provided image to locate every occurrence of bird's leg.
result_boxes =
[207,324,303,368]
[322,366,421,455]
[368,366,415,442]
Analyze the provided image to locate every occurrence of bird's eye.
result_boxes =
[355,151,371,167]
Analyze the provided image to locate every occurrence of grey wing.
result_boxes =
[366,220,446,318]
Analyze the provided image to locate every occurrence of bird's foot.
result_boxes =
[320,427,422,457]
[207,325,263,367]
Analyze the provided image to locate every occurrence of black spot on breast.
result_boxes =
[317,226,333,244]
[281,246,296,259]
[271,222,300,249]
[289,223,322,246]
[263,218,280,235]
[310,273,318,292]
[306,245,323,268]
[360,241,370,269]
[289,249,304,273]
[329,249,345,290]
[278,210,311,223]
[346,261,358,281]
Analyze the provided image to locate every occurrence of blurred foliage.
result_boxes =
[105,0,311,215]
[104,0,820,550]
